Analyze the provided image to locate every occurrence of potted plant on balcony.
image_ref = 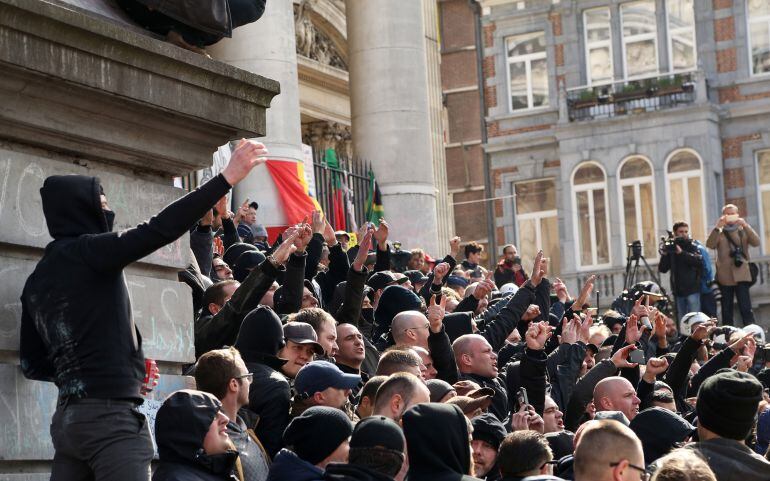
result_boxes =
[657,75,685,95]
[572,88,598,109]
[613,82,645,102]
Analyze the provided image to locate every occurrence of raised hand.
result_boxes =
[234,198,250,224]
[473,274,495,300]
[577,312,592,344]
[293,222,313,252]
[612,344,640,370]
[432,262,450,285]
[553,277,570,303]
[213,237,224,256]
[215,196,230,220]
[626,314,649,345]
[631,296,651,319]
[559,317,579,345]
[574,275,596,309]
[222,140,268,186]
[272,230,299,265]
[322,217,338,246]
[311,210,325,234]
[530,250,546,286]
[521,304,541,321]
[352,228,374,271]
[643,357,669,383]
[526,321,553,350]
[373,219,389,246]
[427,294,447,333]
[449,236,461,258]
[690,322,716,342]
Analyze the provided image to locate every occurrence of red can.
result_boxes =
[142,358,158,395]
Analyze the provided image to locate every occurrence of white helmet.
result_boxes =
[680,312,710,336]
[742,324,766,344]
[500,283,519,296]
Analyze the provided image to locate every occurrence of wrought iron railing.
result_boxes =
[567,72,697,122]
[311,149,371,232]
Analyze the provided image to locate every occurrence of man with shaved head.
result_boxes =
[593,376,641,421]
[376,348,424,379]
[453,334,508,421]
[411,346,438,380]
[573,420,645,481]
[391,311,431,349]
[372,372,431,422]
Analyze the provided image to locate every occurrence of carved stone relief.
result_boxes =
[294,0,347,70]
[302,121,352,158]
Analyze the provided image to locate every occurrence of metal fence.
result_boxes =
[312,149,371,232]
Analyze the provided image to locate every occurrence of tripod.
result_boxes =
[624,241,664,291]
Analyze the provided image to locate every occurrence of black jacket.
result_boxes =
[402,403,482,481]
[20,174,230,400]
[658,242,702,296]
[325,463,396,481]
[194,259,281,358]
[564,359,618,432]
[153,390,239,481]
[234,306,291,459]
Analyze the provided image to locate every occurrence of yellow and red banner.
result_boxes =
[265,159,322,242]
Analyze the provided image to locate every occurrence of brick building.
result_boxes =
[458,0,770,320]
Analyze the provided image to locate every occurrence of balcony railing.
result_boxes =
[566,72,698,122]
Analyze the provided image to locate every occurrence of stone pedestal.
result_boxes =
[0,0,278,474]
[346,0,440,255]
[208,0,304,229]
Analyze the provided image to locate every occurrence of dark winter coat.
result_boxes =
[266,449,325,481]
[20,174,230,400]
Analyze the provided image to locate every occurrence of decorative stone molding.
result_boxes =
[302,121,352,158]
[295,0,347,70]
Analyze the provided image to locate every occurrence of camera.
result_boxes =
[729,246,746,267]
[659,231,693,255]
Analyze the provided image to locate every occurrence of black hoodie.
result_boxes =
[153,389,238,481]
[402,403,482,481]
[20,174,230,400]
[234,306,291,459]
[324,463,396,481]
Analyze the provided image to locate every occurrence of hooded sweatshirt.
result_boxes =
[234,306,291,459]
[325,463,396,481]
[266,449,325,481]
[153,389,239,481]
[402,403,482,481]
[20,174,230,400]
[629,407,694,465]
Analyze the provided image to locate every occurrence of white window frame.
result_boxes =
[747,0,770,77]
[571,161,613,269]
[754,149,770,254]
[583,7,614,86]
[665,0,697,73]
[513,178,559,263]
[617,156,659,260]
[505,32,549,112]
[620,0,660,80]
[664,148,708,241]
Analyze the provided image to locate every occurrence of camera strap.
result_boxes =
[722,229,744,254]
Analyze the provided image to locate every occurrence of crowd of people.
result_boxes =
[19,139,770,481]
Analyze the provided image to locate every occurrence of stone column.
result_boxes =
[423,0,454,251]
[346,0,440,255]
[208,0,304,227]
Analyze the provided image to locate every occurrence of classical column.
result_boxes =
[346,0,440,255]
[208,0,304,227]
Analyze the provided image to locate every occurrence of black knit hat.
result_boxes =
[471,413,507,450]
[426,379,456,403]
[283,406,353,465]
[696,369,763,440]
[350,416,405,453]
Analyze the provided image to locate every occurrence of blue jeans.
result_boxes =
[676,292,701,320]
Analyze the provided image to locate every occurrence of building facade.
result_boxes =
[477,0,770,320]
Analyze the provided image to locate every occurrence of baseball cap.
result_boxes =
[334,230,350,241]
[446,275,469,288]
[295,360,361,396]
[404,270,429,286]
[367,271,409,291]
[283,322,324,355]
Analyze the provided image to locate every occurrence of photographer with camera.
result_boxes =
[658,221,703,320]
[706,204,760,326]
[493,244,528,288]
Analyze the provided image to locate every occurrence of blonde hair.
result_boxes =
[651,449,716,481]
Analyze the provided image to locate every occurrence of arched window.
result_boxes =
[619,156,657,259]
[756,150,770,252]
[573,162,611,267]
[666,149,706,240]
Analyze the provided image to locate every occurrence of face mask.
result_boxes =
[103,209,115,232]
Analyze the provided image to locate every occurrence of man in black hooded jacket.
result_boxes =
[20,140,268,480]
[234,305,292,459]
[153,389,239,481]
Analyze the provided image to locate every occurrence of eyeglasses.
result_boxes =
[234,373,253,381]
[610,462,649,481]
[540,460,559,469]
[404,323,430,333]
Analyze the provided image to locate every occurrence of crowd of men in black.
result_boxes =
[19,140,770,481]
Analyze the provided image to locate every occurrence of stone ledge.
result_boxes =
[0,0,280,175]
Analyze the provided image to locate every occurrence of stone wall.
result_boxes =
[0,0,278,475]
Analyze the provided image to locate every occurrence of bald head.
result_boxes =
[593,377,641,421]
[453,334,498,378]
[574,420,644,481]
[376,348,423,379]
[391,311,430,348]
[373,372,431,422]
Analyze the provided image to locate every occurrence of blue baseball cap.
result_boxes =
[446,275,469,288]
[295,361,361,396]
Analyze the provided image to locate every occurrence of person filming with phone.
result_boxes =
[658,221,703,320]
[706,204,760,326]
